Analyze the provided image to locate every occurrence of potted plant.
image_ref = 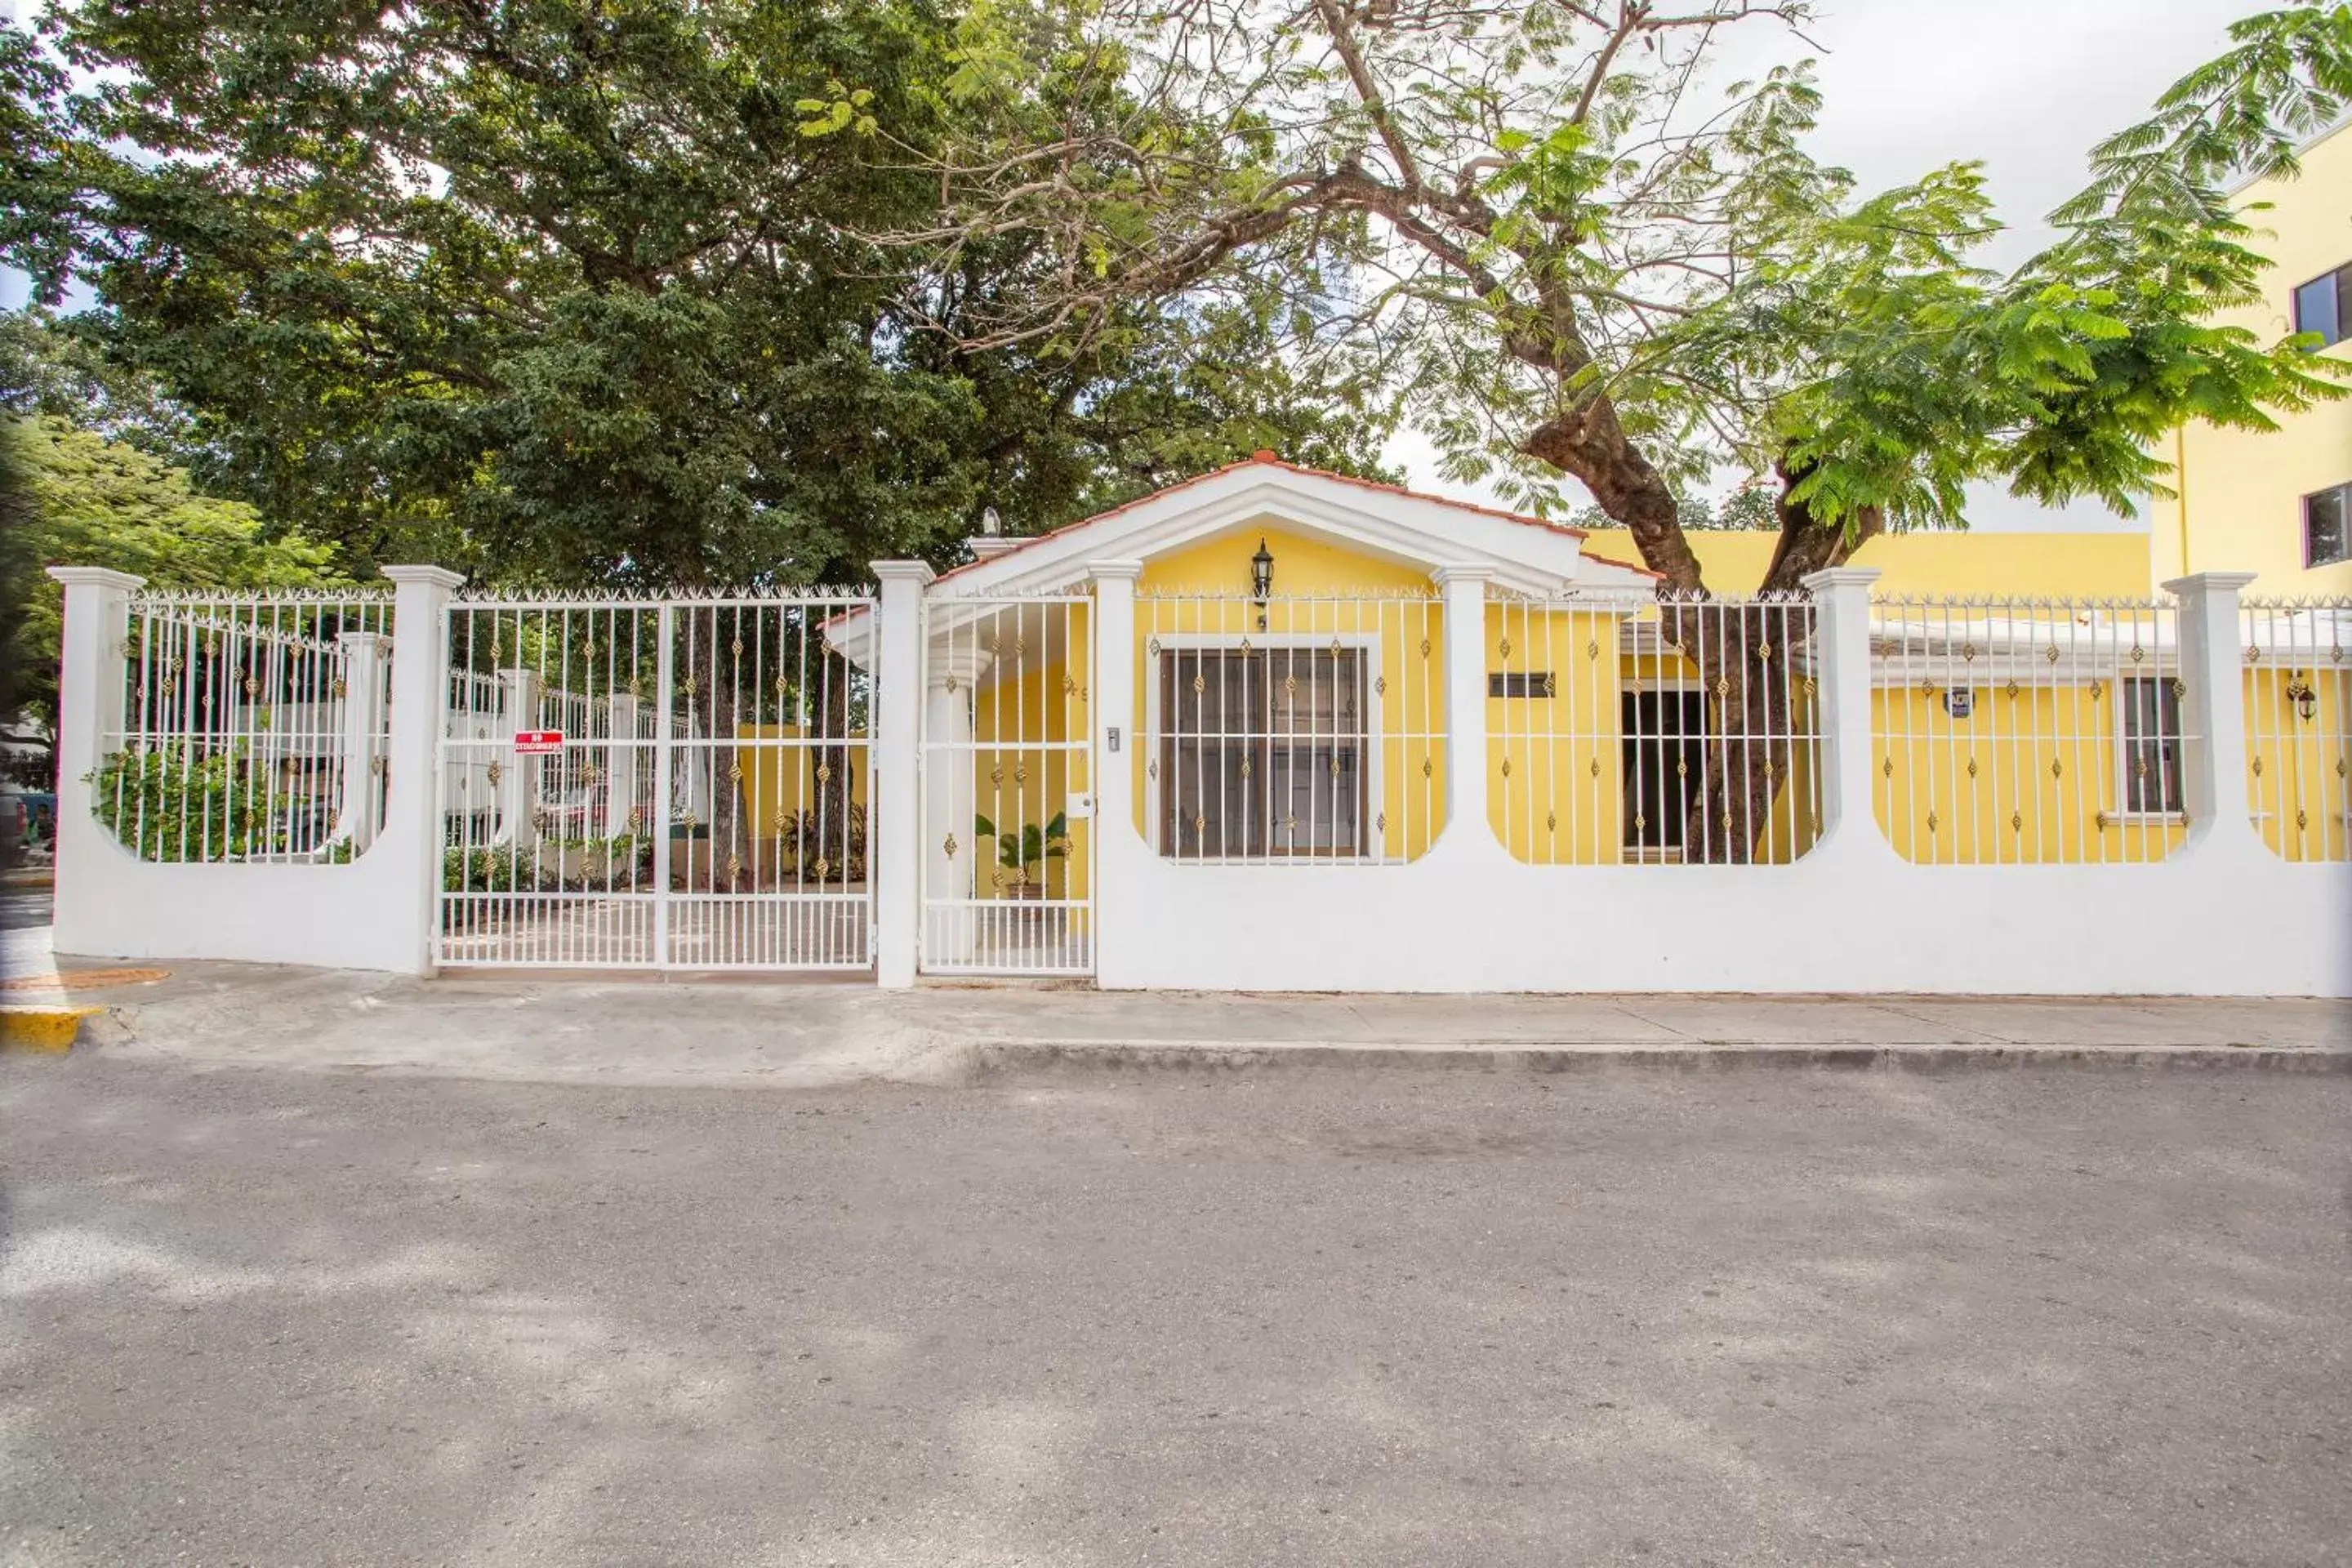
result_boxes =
[975,810,1068,898]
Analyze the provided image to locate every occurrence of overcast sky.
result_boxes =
[1392,0,2268,531]
[4,0,2271,532]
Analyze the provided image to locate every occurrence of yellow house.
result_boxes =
[2155,116,2352,596]
[820,454,2349,983]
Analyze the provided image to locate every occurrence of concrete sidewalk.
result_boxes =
[10,940,2348,1085]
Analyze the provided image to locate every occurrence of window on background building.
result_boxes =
[2306,482,2350,568]
[2292,261,2350,348]
[2120,676,2185,817]
[1156,647,1365,858]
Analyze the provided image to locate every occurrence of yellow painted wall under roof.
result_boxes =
[1132,523,1450,861]
[2154,119,2352,597]
[956,519,2331,871]
[1576,526,2155,596]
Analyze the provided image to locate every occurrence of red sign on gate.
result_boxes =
[512,730,565,755]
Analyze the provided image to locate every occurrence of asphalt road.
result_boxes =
[3,1055,2347,1567]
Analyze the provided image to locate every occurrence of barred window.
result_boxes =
[1156,647,1366,858]
[2120,676,2185,816]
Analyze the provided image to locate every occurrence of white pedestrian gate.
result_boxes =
[435,590,876,970]
[920,590,1096,976]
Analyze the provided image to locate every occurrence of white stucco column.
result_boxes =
[870,560,934,987]
[2163,570,2260,851]
[1088,564,1142,837]
[496,666,541,850]
[381,565,466,974]
[1088,563,1142,985]
[331,630,390,851]
[604,692,641,838]
[45,567,145,957]
[1432,565,1493,847]
[1800,567,1886,857]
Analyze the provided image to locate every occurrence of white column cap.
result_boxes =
[382,564,465,590]
[46,566,145,591]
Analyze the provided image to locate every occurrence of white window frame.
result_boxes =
[1143,632,1386,863]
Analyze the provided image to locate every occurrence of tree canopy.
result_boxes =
[0,412,348,755]
[0,0,1393,589]
[862,0,2352,591]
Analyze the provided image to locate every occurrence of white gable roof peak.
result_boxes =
[933,455,1658,598]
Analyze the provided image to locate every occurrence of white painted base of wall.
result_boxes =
[1094,819,2352,997]
[51,814,433,975]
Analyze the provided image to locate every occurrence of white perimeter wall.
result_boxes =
[1092,819,2352,997]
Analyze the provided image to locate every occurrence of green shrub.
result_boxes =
[89,746,265,861]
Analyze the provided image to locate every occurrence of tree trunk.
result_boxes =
[1660,599,1806,863]
[1519,398,1705,593]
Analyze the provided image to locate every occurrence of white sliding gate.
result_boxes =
[920,590,1096,976]
[435,590,876,970]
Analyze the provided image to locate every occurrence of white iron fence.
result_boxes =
[437,591,875,969]
[921,590,1094,975]
[2242,598,2351,862]
[1869,595,2188,865]
[100,590,396,862]
[1488,589,1821,865]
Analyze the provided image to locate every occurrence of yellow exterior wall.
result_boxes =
[969,612,1094,902]
[731,728,868,875]
[1577,527,2154,596]
[1481,607,1820,865]
[2246,662,2352,862]
[1131,525,1449,861]
[1869,684,2189,865]
[2156,122,2352,596]
[959,521,2270,871]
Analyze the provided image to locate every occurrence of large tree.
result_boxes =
[0,0,1392,589]
[853,0,2350,856]
[871,0,2350,591]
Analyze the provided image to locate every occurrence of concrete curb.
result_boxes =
[960,1039,2352,1077]
[0,1006,100,1055]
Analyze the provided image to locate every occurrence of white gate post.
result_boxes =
[331,630,390,851]
[604,693,640,839]
[381,565,464,974]
[1088,563,1141,979]
[1432,566,1493,847]
[1800,567,1886,855]
[45,567,145,957]
[497,666,541,850]
[2163,571,2260,851]
[871,561,934,987]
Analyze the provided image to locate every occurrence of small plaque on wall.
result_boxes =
[1943,688,1975,720]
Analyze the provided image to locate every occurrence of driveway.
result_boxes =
[3,1054,2347,1566]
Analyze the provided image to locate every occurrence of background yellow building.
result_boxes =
[2155,117,2352,595]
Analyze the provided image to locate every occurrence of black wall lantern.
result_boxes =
[1250,536,1274,629]
[2284,672,2318,722]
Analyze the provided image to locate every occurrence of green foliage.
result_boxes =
[974,809,1069,884]
[0,412,345,745]
[89,746,265,862]
[2,0,1391,588]
[900,0,2352,585]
